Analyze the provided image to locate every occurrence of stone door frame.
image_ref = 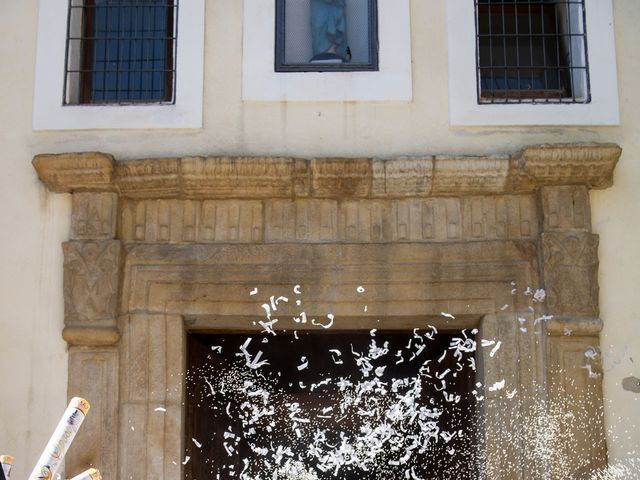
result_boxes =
[33,143,620,479]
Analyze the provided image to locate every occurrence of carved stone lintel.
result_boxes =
[63,240,122,328]
[32,152,115,193]
[541,232,599,317]
[71,192,119,240]
[32,144,622,199]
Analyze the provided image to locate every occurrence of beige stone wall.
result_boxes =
[0,1,639,478]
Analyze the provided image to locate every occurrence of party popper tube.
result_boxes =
[27,397,90,480]
[69,468,102,480]
[0,455,13,478]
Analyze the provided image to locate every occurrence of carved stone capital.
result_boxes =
[539,186,591,232]
[71,192,118,240]
[63,240,122,329]
[32,152,115,193]
[541,232,599,317]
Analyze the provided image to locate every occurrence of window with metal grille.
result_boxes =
[275,0,378,72]
[475,0,590,103]
[64,0,178,105]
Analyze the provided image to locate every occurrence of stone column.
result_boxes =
[538,186,607,478]
[63,193,121,479]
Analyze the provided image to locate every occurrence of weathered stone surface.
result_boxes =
[32,144,622,198]
[66,348,118,480]
[310,158,371,197]
[32,143,621,480]
[181,156,296,198]
[120,196,538,244]
[547,335,607,478]
[539,186,591,232]
[63,240,121,326]
[32,152,115,193]
[118,314,184,480]
[521,143,621,189]
[71,192,118,239]
[62,326,120,346]
[546,317,603,336]
[433,155,510,195]
[115,158,181,198]
[541,232,599,317]
[120,199,263,243]
[371,157,433,197]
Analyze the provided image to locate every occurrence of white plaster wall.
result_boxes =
[0,0,638,477]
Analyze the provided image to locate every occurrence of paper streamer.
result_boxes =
[69,468,102,480]
[0,455,13,479]
[27,397,90,480]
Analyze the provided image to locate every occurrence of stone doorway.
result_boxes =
[32,143,620,479]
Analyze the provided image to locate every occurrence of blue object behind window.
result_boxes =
[89,0,174,102]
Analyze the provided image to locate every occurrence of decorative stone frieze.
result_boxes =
[32,143,621,199]
[32,143,620,479]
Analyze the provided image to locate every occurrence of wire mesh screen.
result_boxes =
[64,0,178,105]
[475,0,590,103]
[277,0,378,71]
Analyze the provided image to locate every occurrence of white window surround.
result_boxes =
[33,0,205,130]
[447,0,620,126]
[242,0,412,102]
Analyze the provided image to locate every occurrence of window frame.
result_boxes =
[274,0,379,73]
[33,0,204,130]
[242,0,412,102]
[446,0,619,126]
[63,0,178,106]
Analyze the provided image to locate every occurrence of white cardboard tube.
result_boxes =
[0,455,13,478]
[28,397,90,480]
[69,468,102,480]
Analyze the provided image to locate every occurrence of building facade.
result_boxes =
[1,1,639,479]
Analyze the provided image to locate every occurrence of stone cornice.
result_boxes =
[33,143,621,199]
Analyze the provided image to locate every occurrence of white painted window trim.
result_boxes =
[446,0,619,126]
[33,0,205,130]
[242,0,412,102]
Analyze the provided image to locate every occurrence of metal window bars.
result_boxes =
[475,0,590,104]
[64,0,178,105]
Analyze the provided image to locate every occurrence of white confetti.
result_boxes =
[154,407,167,412]
[249,288,258,296]
[488,379,505,392]
[192,438,202,448]
[297,356,309,371]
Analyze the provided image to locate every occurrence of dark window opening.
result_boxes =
[475,0,590,103]
[275,0,378,72]
[186,331,479,479]
[64,0,178,105]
